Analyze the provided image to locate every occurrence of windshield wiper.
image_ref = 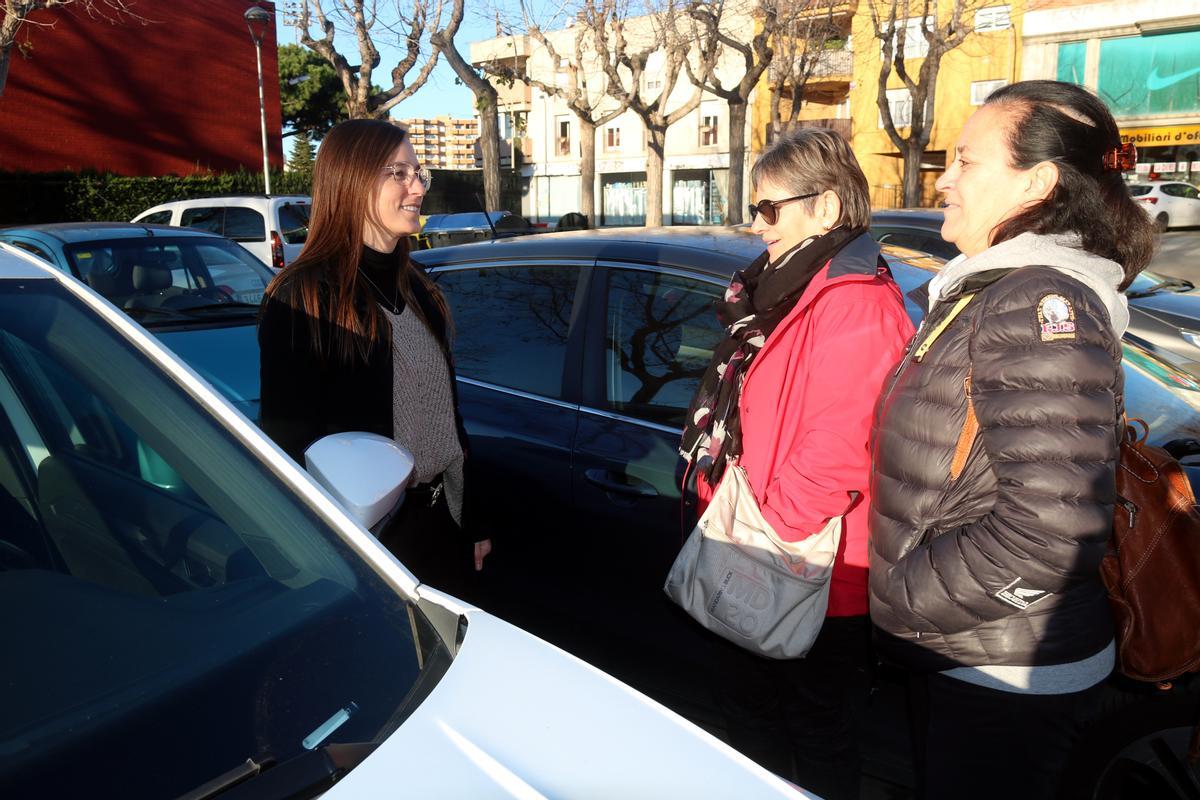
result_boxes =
[1127,278,1195,298]
[122,306,193,321]
[173,301,262,315]
[176,743,379,800]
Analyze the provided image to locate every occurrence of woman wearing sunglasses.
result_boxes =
[258,119,490,595]
[680,128,913,798]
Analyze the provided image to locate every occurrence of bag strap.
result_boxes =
[950,371,978,482]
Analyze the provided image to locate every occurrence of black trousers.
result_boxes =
[378,487,474,600]
[909,672,1104,800]
[713,615,873,800]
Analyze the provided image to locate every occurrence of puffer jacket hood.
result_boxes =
[929,233,1129,337]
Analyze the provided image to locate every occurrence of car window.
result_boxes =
[604,269,723,428]
[278,203,310,244]
[873,228,959,260]
[180,207,224,234]
[1181,185,1199,200]
[63,238,270,317]
[1161,184,1183,198]
[137,210,173,225]
[8,240,54,264]
[223,207,266,242]
[0,280,449,798]
[1127,185,1152,197]
[435,265,577,399]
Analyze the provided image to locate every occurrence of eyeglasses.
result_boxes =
[382,162,433,191]
[747,192,819,225]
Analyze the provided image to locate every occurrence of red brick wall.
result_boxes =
[0,0,284,175]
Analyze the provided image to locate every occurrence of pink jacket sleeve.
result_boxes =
[759,293,913,540]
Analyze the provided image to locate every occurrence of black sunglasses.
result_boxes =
[747,192,819,225]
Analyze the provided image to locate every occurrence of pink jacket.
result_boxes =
[697,237,914,617]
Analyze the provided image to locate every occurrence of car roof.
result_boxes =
[0,222,229,244]
[148,195,311,204]
[0,243,58,279]
[871,208,945,225]
[412,224,944,279]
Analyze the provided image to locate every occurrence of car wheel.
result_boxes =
[1156,212,1170,232]
[1062,677,1200,800]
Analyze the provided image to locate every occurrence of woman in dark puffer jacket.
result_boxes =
[868,81,1157,799]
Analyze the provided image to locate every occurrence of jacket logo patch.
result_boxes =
[1037,293,1076,342]
[995,578,1052,609]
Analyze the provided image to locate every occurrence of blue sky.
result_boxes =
[275,5,499,121]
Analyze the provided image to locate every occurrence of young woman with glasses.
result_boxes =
[258,119,491,595]
[679,128,913,799]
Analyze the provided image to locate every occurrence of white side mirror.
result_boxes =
[304,433,414,531]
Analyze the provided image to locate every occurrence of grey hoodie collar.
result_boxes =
[928,232,1129,336]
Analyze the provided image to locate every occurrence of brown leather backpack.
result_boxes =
[1100,419,1200,683]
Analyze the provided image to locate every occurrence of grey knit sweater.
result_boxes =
[383,306,465,525]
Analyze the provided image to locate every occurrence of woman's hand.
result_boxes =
[473,538,492,571]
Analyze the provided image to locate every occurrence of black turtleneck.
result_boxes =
[359,243,406,315]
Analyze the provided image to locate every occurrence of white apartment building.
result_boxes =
[470,10,757,226]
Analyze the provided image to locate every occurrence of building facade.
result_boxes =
[0,0,283,176]
[400,116,482,170]
[470,11,756,227]
[1022,0,1200,183]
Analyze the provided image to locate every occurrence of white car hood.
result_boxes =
[327,605,809,798]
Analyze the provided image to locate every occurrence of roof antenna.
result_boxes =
[474,192,499,241]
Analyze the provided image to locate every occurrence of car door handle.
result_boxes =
[584,469,659,498]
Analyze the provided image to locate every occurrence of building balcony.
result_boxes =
[769,47,853,86]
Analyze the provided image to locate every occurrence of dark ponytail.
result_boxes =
[986,80,1157,289]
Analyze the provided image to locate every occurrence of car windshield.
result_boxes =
[1127,185,1152,196]
[63,237,273,319]
[0,280,449,798]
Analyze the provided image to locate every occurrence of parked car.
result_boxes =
[870,208,1200,378]
[0,223,269,420]
[132,195,312,269]
[0,243,806,799]
[420,210,535,248]
[1128,181,1200,231]
[411,226,1200,798]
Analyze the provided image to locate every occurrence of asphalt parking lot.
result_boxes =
[1149,229,1200,285]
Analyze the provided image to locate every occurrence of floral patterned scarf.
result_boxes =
[680,226,860,484]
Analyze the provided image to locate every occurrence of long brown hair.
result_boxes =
[265,118,450,362]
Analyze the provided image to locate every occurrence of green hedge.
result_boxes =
[0,167,525,225]
[0,170,312,225]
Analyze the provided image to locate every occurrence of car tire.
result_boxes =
[1060,676,1200,800]
[1156,212,1170,232]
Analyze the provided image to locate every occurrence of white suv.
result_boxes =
[132,195,311,270]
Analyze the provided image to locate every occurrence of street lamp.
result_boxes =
[244,5,272,195]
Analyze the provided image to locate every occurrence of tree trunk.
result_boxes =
[579,119,596,226]
[726,99,747,224]
[645,128,666,227]
[0,46,11,99]
[902,142,923,208]
[477,94,501,211]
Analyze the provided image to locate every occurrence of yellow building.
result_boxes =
[753,0,1022,208]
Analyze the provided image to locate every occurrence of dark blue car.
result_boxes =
[413,226,1200,799]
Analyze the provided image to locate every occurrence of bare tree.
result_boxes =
[430,0,502,211]
[480,0,630,225]
[684,0,773,225]
[290,0,448,119]
[867,0,981,207]
[766,0,843,138]
[0,0,138,97]
[602,0,718,227]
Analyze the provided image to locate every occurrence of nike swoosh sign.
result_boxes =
[1147,66,1200,91]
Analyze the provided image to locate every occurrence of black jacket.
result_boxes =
[257,255,468,466]
[868,266,1120,671]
